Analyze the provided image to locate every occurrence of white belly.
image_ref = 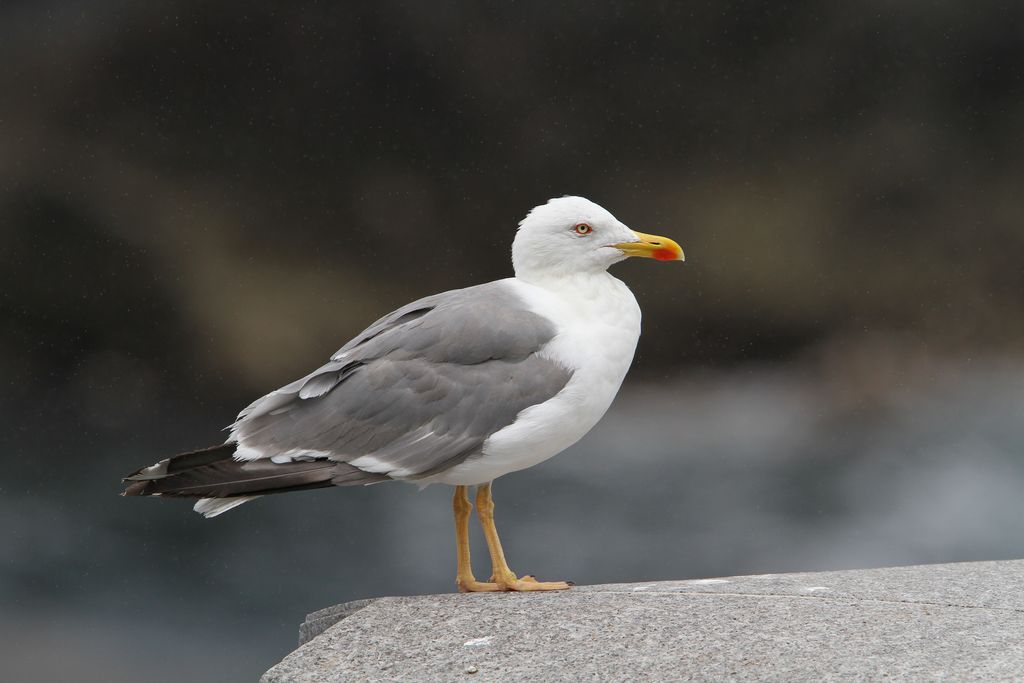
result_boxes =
[425,273,642,486]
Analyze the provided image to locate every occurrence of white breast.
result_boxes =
[426,273,642,486]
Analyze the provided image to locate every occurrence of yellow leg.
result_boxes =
[453,485,500,592]
[474,483,572,592]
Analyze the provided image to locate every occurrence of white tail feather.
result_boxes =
[193,496,260,518]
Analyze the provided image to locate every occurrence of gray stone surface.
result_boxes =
[262,560,1024,682]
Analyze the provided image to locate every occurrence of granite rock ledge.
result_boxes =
[262,559,1024,682]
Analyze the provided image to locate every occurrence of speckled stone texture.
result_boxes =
[262,559,1024,682]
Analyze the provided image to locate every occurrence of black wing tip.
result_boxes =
[121,480,148,497]
[122,473,167,482]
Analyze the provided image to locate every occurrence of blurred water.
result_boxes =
[3,359,1023,682]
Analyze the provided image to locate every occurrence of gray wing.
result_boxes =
[230,281,572,480]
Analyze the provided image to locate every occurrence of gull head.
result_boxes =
[511,196,683,282]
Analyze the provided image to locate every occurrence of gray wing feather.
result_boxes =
[231,282,571,479]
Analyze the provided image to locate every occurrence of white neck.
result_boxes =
[508,271,641,372]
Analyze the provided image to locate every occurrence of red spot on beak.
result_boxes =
[653,248,678,261]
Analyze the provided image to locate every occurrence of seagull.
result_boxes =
[122,196,684,592]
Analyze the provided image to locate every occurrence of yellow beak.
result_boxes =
[614,231,685,262]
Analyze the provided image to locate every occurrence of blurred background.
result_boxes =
[2,1,1023,680]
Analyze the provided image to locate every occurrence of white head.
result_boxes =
[511,196,684,282]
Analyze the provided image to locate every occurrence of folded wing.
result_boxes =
[230,280,573,480]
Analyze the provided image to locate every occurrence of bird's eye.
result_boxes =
[573,223,593,236]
